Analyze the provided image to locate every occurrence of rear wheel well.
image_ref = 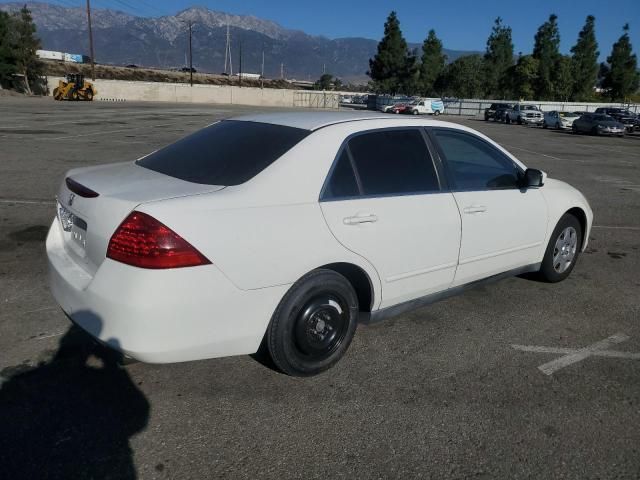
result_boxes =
[319,263,373,312]
[565,207,588,248]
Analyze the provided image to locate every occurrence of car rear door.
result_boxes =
[428,127,548,286]
[320,128,461,308]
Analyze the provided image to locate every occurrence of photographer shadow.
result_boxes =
[0,313,150,480]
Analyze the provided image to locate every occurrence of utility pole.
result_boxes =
[260,45,264,89]
[238,40,242,87]
[188,21,193,87]
[86,0,95,81]
[224,24,232,75]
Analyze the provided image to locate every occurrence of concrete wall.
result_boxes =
[48,76,340,109]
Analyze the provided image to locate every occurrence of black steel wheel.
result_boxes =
[267,269,359,376]
[293,294,350,360]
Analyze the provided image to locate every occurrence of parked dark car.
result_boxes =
[572,113,625,136]
[180,67,197,73]
[484,103,513,121]
[594,108,638,132]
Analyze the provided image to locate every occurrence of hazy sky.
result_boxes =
[42,0,640,60]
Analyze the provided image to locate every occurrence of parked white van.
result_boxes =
[408,98,445,116]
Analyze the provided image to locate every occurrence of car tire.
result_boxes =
[506,116,511,124]
[412,109,419,115]
[267,269,359,376]
[536,214,582,283]
[591,126,599,136]
[543,122,548,129]
[433,110,440,116]
[517,116,523,125]
[555,122,561,129]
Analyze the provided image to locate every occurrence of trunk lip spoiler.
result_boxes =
[65,177,100,198]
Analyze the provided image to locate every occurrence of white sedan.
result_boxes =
[543,111,580,129]
[47,113,593,376]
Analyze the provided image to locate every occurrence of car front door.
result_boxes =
[429,127,548,286]
[320,128,461,308]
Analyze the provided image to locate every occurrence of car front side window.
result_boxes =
[431,129,522,191]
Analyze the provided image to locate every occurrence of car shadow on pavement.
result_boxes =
[0,314,150,480]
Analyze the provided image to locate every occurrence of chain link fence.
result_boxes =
[293,91,340,109]
[440,98,640,116]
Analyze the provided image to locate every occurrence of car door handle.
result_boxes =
[343,214,378,225]
[463,205,487,214]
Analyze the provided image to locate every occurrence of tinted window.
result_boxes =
[433,129,521,190]
[347,129,439,195]
[323,150,359,199]
[137,120,310,185]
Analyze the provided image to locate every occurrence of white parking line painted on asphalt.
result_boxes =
[573,142,640,158]
[0,123,175,140]
[503,144,571,162]
[34,332,65,340]
[592,225,640,231]
[0,199,55,205]
[512,333,640,375]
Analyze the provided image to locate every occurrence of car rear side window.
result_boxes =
[323,150,360,199]
[345,129,439,196]
[432,129,521,191]
[137,120,310,186]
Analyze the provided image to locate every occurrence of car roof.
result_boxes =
[232,111,409,131]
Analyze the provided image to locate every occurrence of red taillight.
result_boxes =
[107,211,211,269]
[66,177,99,198]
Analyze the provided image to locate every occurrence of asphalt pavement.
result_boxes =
[0,97,639,479]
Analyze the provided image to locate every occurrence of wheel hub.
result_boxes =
[552,226,578,273]
[294,294,348,360]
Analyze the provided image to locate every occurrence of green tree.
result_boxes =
[12,5,42,94]
[603,24,639,101]
[315,73,334,90]
[368,11,414,94]
[554,55,574,101]
[483,17,514,98]
[509,54,539,100]
[570,15,599,101]
[418,29,446,96]
[532,14,561,100]
[0,11,17,88]
[440,54,485,98]
[402,47,420,95]
[313,73,343,91]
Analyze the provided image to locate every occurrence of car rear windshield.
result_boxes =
[137,120,310,185]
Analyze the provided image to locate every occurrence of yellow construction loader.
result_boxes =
[53,74,97,101]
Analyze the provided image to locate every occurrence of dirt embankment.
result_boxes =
[42,60,298,89]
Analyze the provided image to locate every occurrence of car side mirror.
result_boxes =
[523,168,544,188]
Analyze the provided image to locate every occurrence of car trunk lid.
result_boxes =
[56,161,224,276]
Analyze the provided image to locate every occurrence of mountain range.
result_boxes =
[0,2,479,83]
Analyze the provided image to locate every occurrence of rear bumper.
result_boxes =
[46,219,288,363]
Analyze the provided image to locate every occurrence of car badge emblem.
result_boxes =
[68,193,75,206]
